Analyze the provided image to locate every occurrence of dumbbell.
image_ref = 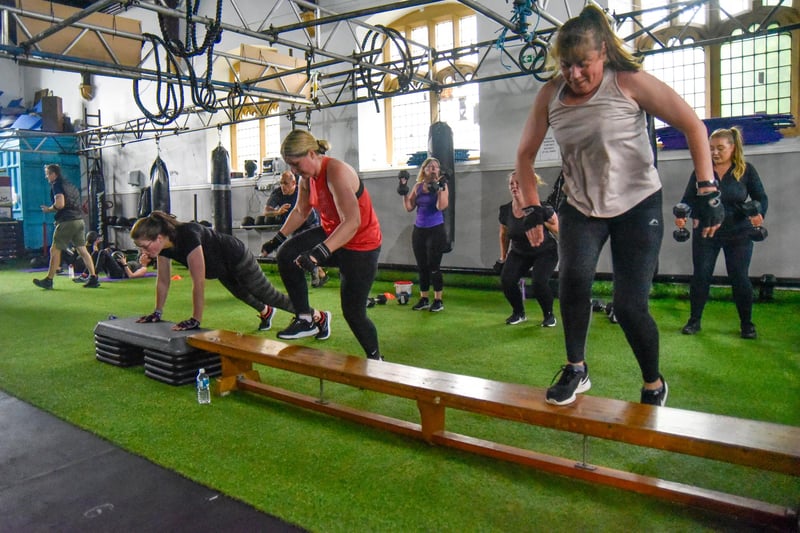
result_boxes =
[397,170,410,196]
[366,292,394,308]
[738,201,768,242]
[672,203,691,242]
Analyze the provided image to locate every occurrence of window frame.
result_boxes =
[634,3,799,137]
[230,111,282,174]
[382,5,480,166]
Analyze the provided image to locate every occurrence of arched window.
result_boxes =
[357,5,480,169]
[619,0,799,136]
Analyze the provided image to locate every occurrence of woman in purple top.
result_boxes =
[401,157,449,312]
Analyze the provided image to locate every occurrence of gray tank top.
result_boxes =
[548,69,661,217]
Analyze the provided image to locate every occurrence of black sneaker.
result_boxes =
[429,299,444,312]
[277,316,319,340]
[315,310,332,340]
[258,306,274,331]
[83,275,100,288]
[367,352,384,361]
[412,297,430,311]
[541,314,557,327]
[641,377,669,406]
[33,277,53,290]
[546,363,591,406]
[506,313,527,325]
[740,322,757,339]
[681,319,701,335]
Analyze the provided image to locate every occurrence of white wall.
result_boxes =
[0,58,24,116]
[8,0,800,279]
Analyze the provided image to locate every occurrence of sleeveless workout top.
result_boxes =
[309,156,382,251]
[414,186,445,229]
[548,68,661,218]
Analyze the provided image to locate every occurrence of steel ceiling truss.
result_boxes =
[0,0,796,150]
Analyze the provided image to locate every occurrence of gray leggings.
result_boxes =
[218,252,294,315]
[558,190,663,383]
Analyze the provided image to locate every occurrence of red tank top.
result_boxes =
[309,157,382,251]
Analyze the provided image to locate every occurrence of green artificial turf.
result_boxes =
[1,262,798,532]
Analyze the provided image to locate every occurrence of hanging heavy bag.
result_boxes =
[88,165,106,236]
[428,121,455,253]
[211,145,232,235]
[150,157,171,214]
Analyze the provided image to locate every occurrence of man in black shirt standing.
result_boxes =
[33,164,100,289]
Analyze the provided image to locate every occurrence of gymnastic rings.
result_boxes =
[518,41,550,82]
[358,25,414,97]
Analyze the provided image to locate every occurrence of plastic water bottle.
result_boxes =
[68,264,75,278]
[196,368,211,404]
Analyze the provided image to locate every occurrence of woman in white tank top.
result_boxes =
[514,4,723,407]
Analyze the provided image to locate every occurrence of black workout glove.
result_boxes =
[174,317,200,331]
[521,204,555,230]
[261,232,287,255]
[693,190,725,229]
[295,243,331,273]
[493,260,504,274]
[137,310,162,323]
[397,171,410,196]
[428,175,447,194]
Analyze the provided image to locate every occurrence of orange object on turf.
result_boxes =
[171,275,182,280]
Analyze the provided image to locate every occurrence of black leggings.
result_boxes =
[95,250,125,279]
[412,223,447,292]
[689,231,754,324]
[276,226,381,358]
[218,252,294,315]
[558,191,663,383]
[501,246,558,317]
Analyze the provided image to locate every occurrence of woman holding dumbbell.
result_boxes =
[675,127,768,339]
[399,157,449,312]
[496,171,559,327]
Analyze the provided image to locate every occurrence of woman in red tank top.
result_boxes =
[260,130,384,361]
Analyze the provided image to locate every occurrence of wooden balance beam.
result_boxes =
[187,329,800,530]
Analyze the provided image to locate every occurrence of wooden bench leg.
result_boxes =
[417,398,445,443]
[215,356,260,395]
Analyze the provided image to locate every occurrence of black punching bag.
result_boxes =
[429,121,455,253]
[211,145,232,234]
[88,161,107,244]
[150,156,171,214]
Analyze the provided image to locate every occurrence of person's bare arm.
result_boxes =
[499,224,510,261]
[515,82,556,246]
[184,245,206,324]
